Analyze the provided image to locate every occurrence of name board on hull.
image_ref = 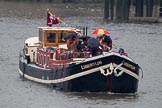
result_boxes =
[81,61,103,70]
[123,62,136,70]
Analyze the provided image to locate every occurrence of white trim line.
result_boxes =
[113,64,139,80]
[18,63,111,84]
[18,63,139,84]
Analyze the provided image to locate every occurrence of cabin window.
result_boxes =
[58,32,66,43]
[47,33,56,43]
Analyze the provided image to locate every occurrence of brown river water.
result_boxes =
[0,1,162,108]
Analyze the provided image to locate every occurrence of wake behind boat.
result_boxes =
[18,11,142,93]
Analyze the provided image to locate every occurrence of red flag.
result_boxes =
[47,11,60,27]
[53,17,59,24]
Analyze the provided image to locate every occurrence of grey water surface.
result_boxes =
[0,1,162,108]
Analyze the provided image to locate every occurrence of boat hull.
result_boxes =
[19,52,139,93]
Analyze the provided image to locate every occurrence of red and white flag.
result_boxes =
[47,11,60,27]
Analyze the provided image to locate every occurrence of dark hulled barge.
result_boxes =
[19,27,141,93]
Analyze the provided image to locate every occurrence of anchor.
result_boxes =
[100,61,124,77]
[100,63,114,76]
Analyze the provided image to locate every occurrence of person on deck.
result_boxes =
[66,32,81,52]
[77,39,85,52]
[66,36,77,51]
[87,37,100,57]
[100,34,112,51]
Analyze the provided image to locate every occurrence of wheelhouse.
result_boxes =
[38,27,81,49]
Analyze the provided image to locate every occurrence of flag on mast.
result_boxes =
[47,9,60,27]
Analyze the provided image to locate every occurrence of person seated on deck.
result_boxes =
[100,34,112,52]
[77,39,85,52]
[87,37,100,57]
[65,32,82,58]
[65,33,78,52]
[77,36,91,52]
[66,37,77,51]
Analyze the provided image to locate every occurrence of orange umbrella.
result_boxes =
[92,29,110,35]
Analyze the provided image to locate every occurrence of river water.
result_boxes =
[0,1,162,108]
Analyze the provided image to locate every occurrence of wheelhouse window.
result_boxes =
[47,33,56,43]
[58,32,66,43]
